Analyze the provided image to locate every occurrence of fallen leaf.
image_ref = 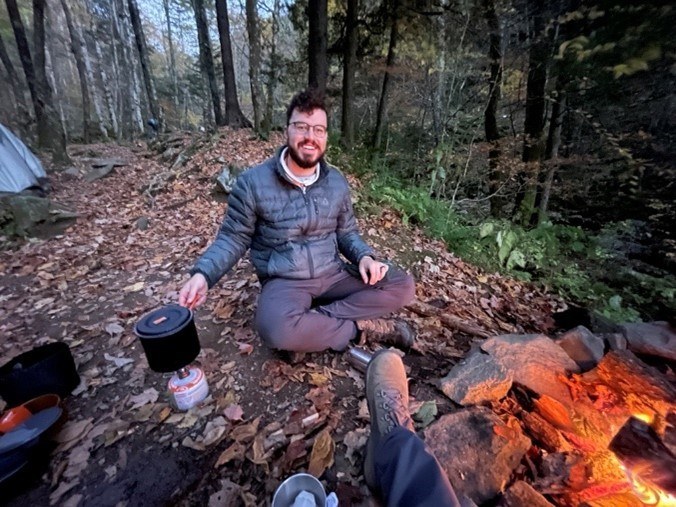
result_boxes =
[308,372,329,387]
[203,418,228,447]
[230,416,261,443]
[357,398,370,420]
[281,439,307,472]
[62,494,83,507]
[208,479,241,507]
[104,322,124,336]
[249,433,269,468]
[123,281,144,292]
[223,404,244,421]
[308,429,335,477]
[128,388,159,410]
[54,419,94,452]
[343,428,369,465]
[215,442,246,467]
[412,400,438,428]
[50,480,80,505]
[237,342,253,355]
[104,353,134,368]
[182,436,206,451]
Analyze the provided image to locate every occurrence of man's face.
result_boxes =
[286,108,328,169]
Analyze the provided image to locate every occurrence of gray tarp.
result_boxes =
[0,124,47,193]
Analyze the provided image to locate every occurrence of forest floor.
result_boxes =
[0,130,562,506]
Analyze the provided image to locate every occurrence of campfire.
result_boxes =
[610,417,676,506]
[427,321,676,506]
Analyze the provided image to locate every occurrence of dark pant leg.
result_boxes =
[375,427,460,507]
[315,266,416,321]
[254,277,357,352]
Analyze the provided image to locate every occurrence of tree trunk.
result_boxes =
[29,0,70,163]
[44,41,68,142]
[537,84,566,224]
[112,0,143,136]
[341,0,358,148]
[127,0,161,127]
[263,0,280,131]
[245,0,264,133]
[109,0,123,133]
[215,0,251,128]
[513,0,548,225]
[0,31,31,130]
[373,0,399,151]
[60,0,93,142]
[308,0,328,93]
[483,0,505,217]
[81,30,108,139]
[5,0,42,136]
[93,37,119,139]
[163,0,180,114]
[192,0,224,126]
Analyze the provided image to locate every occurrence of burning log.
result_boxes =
[595,351,676,431]
[533,395,575,432]
[609,417,676,497]
[520,411,572,453]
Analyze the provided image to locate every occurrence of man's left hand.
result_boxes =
[359,256,389,285]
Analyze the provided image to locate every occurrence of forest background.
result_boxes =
[0,0,674,322]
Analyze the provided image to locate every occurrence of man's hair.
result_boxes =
[286,88,328,125]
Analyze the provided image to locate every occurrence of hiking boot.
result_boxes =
[363,350,415,492]
[356,318,415,349]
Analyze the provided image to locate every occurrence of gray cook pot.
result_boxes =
[134,304,200,373]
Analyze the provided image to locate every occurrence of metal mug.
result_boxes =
[271,473,326,507]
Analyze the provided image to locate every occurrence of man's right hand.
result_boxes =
[179,273,208,309]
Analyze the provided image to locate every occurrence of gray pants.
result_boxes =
[255,265,416,352]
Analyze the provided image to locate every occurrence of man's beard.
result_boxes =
[287,142,324,169]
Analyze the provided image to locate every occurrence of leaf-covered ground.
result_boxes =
[0,131,562,506]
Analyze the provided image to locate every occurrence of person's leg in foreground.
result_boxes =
[363,350,460,507]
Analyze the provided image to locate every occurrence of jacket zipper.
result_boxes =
[300,186,316,278]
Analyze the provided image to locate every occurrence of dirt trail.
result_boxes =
[0,132,560,506]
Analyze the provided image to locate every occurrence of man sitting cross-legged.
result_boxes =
[178,89,415,352]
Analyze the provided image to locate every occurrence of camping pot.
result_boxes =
[134,305,200,373]
[0,342,80,408]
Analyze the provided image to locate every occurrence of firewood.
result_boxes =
[609,417,676,495]
[520,411,572,453]
[595,351,676,426]
[406,301,492,338]
[534,394,575,432]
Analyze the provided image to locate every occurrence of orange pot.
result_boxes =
[22,394,61,414]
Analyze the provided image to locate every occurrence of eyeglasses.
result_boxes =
[289,122,328,138]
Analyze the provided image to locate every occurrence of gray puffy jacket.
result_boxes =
[191,147,375,287]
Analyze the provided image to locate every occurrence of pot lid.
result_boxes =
[135,305,192,338]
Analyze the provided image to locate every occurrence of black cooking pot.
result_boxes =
[0,342,80,408]
[134,304,200,373]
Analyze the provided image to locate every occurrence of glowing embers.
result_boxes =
[610,416,676,506]
[623,466,676,506]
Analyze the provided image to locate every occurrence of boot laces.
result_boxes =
[377,388,410,432]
